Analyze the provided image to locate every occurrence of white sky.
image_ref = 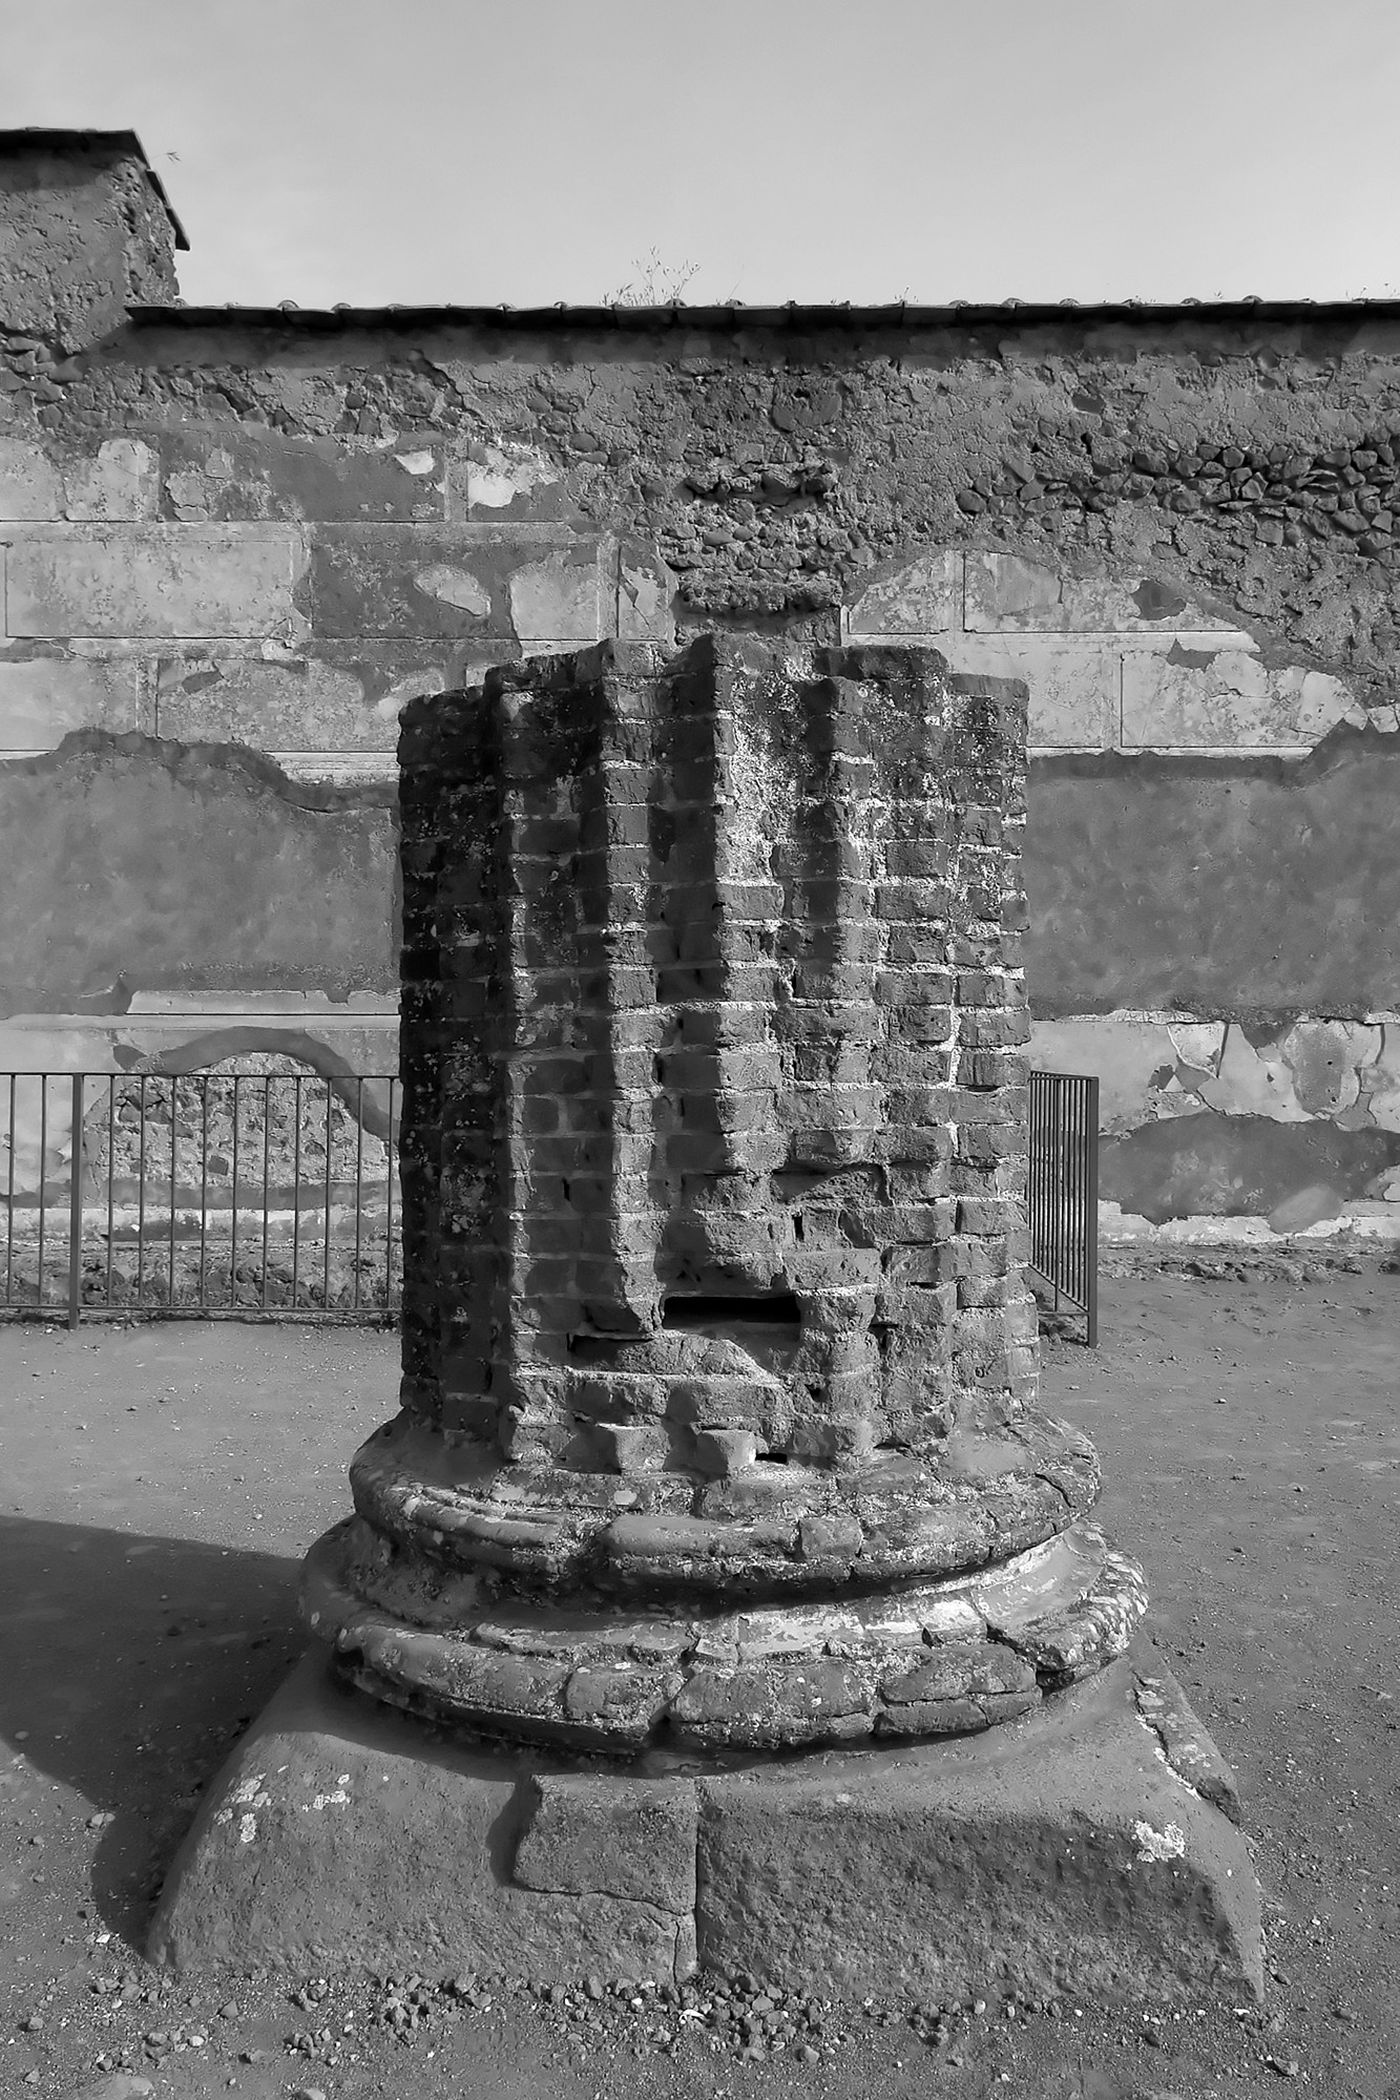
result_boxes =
[3,0,1398,310]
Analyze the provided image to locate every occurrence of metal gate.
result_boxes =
[1,1071,401,1325]
[5,1065,1096,1339]
[1027,1069,1100,1345]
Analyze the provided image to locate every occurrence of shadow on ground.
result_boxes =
[0,1513,305,1941]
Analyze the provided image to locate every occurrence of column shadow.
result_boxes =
[0,1512,308,1945]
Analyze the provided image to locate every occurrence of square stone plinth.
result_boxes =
[148,1644,1261,2004]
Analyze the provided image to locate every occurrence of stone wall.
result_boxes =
[3,128,1399,1244]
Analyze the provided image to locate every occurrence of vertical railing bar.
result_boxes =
[1032,1073,1042,1275]
[323,1079,333,1310]
[1077,1079,1085,1304]
[1037,1074,1045,1267]
[198,1077,209,1310]
[262,1078,272,1310]
[1069,1082,1077,1301]
[1077,1080,1085,1303]
[135,1075,147,1304]
[1028,1072,1036,1275]
[1066,1078,1075,1302]
[168,1074,179,1308]
[68,1074,84,1329]
[1068,1079,1078,1305]
[1041,1083,1049,1276]
[1041,1073,1050,1291]
[38,1077,49,1308]
[1051,1079,1061,1314]
[1083,1092,1091,1302]
[1065,1077,1074,1304]
[291,1075,302,1310]
[230,1074,240,1298]
[1082,1079,1090,1306]
[384,1076,396,1311]
[353,1078,364,1312]
[1080,1079,1089,1309]
[1027,1072,1034,1268]
[105,1078,115,1307]
[5,1074,16,1306]
[1041,1077,1050,1295]
[1086,1075,1100,1347]
[1064,1081,1071,1303]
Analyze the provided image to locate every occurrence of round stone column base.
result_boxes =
[301,1515,1149,1753]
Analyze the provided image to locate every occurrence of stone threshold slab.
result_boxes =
[148,1642,1261,2005]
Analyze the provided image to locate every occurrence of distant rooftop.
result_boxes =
[124,296,1400,331]
[0,128,190,249]
[6,129,1390,325]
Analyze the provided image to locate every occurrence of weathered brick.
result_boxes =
[957,1006,1031,1049]
[959,1048,1030,1090]
[956,1197,1016,1236]
[954,970,1007,1007]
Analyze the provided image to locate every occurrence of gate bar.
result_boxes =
[67,1074,84,1329]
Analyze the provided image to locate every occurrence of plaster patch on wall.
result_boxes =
[1122,651,1362,749]
[618,554,678,642]
[1034,1009,1400,1236]
[0,648,142,748]
[1361,1031,1400,1134]
[4,526,309,642]
[846,547,1378,753]
[844,552,960,635]
[1030,1016,1189,1132]
[1040,1012,1397,1131]
[158,430,447,526]
[966,553,1236,635]
[65,440,159,523]
[1165,1022,1225,1075]
[508,550,602,644]
[412,564,491,615]
[467,443,563,513]
[1195,1029,1312,1122]
[1101,1199,1400,1245]
[1276,1018,1381,1117]
[0,436,157,523]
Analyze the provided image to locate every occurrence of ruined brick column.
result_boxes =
[303,635,1147,1752]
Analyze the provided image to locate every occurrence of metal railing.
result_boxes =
[1027,1069,1100,1346]
[1,1071,401,1324]
[4,1064,1097,1340]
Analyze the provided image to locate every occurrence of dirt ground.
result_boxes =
[1,1265,1397,2100]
